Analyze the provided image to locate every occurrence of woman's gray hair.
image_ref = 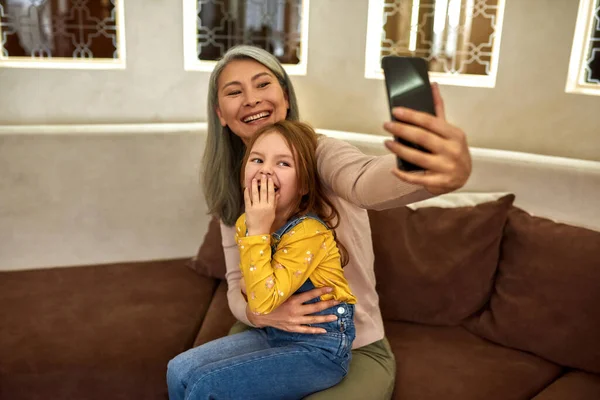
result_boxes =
[202,45,300,226]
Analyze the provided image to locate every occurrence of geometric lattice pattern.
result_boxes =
[196,0,303,65]
[381,0,500,76]
[584,0,600,84]
[0,0,119,60]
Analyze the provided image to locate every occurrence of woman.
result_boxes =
[200,45,470,399]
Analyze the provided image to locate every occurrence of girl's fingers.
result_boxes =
[260,174,267,203]
[243,186,251,207]
[249,175,279,205]
[251,178,259,204]
[267,177,275,205]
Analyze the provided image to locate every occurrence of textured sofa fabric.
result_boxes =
[532,371,600,400]
[384,321,561,400]
[464,207,600,373]
[368,194,515,325]
[0,260,217,400]
[192,280,237,347]
[2,198,600,400]
[188,216,227,281]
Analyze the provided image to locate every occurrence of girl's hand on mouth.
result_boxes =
[245,174,277,236]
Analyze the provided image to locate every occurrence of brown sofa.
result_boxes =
[2,194,599,400]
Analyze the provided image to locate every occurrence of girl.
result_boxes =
[167,120,357,400]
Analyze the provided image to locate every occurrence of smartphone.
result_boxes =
[381,56,436,171]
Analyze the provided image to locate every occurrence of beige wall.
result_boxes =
[0,0,598,160]
[0,130,211,270]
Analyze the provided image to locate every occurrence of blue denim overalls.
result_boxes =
[265,213,356,365]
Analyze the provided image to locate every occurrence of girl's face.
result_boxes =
[216,59,290,145]
[244,131,303,219]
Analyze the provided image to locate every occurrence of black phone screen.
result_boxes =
[382,56,435,171]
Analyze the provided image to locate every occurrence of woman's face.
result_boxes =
[216,59,290,145]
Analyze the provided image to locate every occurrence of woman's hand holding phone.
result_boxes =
[383,82,472,195]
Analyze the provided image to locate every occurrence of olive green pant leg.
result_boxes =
[304,338,396,400]
[227,323,396,400]
[227,320,252,335]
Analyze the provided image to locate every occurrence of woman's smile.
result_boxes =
[242,110,272,123]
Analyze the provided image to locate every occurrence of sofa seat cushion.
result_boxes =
[384,320,562,400]
[532,371,600,400]
[0,259,218,400]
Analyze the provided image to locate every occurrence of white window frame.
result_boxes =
[566,0,600,96]
[183,0,309,75]
[0,0,126,70]
[364,0,506,87]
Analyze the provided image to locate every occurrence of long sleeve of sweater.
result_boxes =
[221,221,253,326]
[315,135,432,209]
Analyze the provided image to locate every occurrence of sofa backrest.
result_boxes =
[1,124,598,271]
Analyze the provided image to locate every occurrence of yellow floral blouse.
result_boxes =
[235,214,357,315]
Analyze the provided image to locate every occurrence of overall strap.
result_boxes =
[271,212,328,241]
[270,213,329,254]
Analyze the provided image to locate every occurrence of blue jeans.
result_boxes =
[167,280,355,400]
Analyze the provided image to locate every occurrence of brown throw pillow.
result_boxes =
[187,216,227,280]
[369,194,515,326]
[463,207,600,374]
